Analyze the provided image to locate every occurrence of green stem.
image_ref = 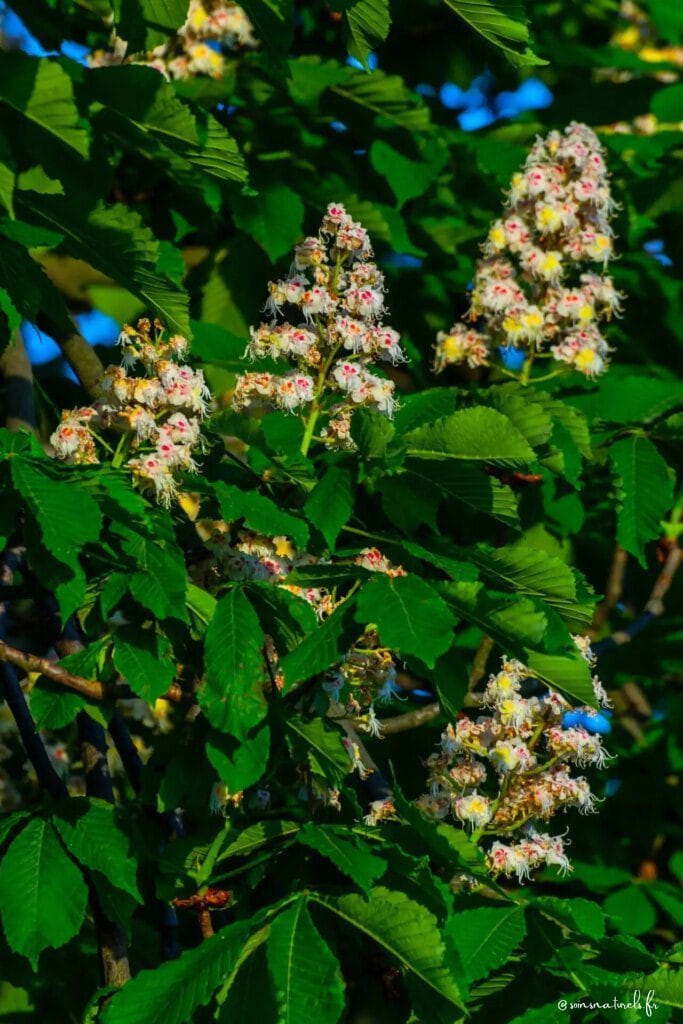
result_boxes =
[528,367,572,385]
[300,401,321,457]
[520,349,536,385]
[111,431,133,469]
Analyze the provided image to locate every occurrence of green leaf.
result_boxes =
[0,54,89,156]
[350,407,395,459]
[232,185,304,262]
[285,716,351,787]
[331,67,431,133]
[199,588,267,740]
[392,787,493,885]
[280,598,359,691]
[90,66,246,185]
[489,385,554,449]
[568,371,682,426]
[610,436,674,567]
[206,721,270,793]
[315,888,464,1010]
[651,82,683,121]
[533,896,605,940]
[603,885,657,936]
[267,898,345,1024]
[0,811,29,850]
[11,459,102,570]
[215,820,300,864]
[113,628,176,702]
[525,651,597,709]
[0,819,88,969]
[441,580,547,651]
[355,575,456,668]
[114,0,190,50]
[406,407,535,467]
[304,467,354,551]
[297,824,386,893]
[15,193,190,335]
[214,482,309,549]
[406,461,520,528]
[445,906,526,984]
[441,0,545,67]
[53,799,141,903]
[370,137,447,208]
[467,540,595,631]
[240,0,294,55]
[217,942,278,1022]
[114,522,188,622]
[344,0,391,69]
[30,679,88,729]
[104,919,252,1024]
[0,236,70,346]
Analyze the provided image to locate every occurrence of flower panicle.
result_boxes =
[89,0,257,80]
[233,202,405,449]
[416,642,611,883]
[50,317,208,508]
[435,122,624,381]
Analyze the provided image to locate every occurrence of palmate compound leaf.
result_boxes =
[441,0,546,68]
[610,436,674,568]
[444,905,526,985]
[355,574,457,668]
[199,587,268,740]
[312,888,465,1012]
[0,819,89,969]
[267,898,345,1024]
[104,918,255,1024]
[405,407,536,467]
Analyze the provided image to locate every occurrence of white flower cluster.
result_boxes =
[233,203,404,449]
[50,318,209,507]
[416,641,611,883]
[89,0,256,80]
[435,123,622,380]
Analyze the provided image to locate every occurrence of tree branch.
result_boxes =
[594,543,682,655]
[0,639,185,704]
[0,330,36,435]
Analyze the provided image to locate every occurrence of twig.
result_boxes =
[594,544,682,655]
[0,639,184,704]
[379,702,441,735]
[374,636,493,736]
[591,544,628,634]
